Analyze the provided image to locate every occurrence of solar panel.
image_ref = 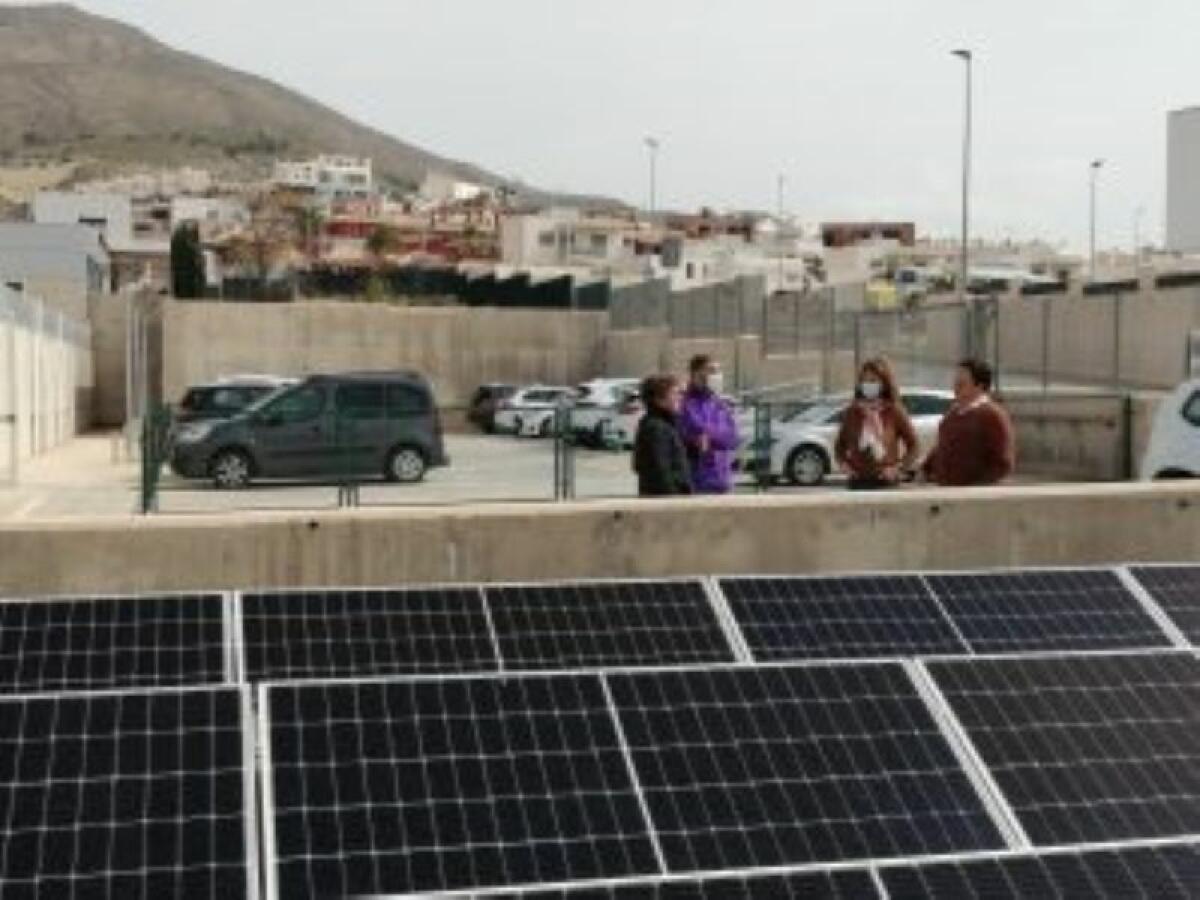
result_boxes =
[1130,565,1200,644]
[479,867,881,898]
[262,675,660,899]
[925,569,1171,653]
[0,593,228,693]
[883,843,1200,898]
[719,575,967,660]
[240,587,499,681]
[0,686,253,898]
[605,663,1005,873]
[928,651,1200,845]
[485,581,736,670]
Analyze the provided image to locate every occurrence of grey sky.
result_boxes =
[26,0,1200,250]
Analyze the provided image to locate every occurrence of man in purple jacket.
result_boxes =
[678,354,740,494]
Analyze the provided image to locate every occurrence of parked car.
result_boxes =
[570,378,640,446]
[494,386,576,437]
[598,386,647,449]
[467,383,517,433]
[757,390,954,486]
[170,371,448,489]
[174,375,296,426]
[1141,379,1200,480]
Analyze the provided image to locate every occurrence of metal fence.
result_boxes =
[0,285,93,485]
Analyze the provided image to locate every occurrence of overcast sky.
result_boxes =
[27,0,1200,249]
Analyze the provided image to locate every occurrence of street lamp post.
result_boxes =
[644,137,660,217]
[952,49,973,308]
[1133,204,1145,271]
[777,173,786,292]
[1089,159,1104,281]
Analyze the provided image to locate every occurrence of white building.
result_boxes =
[32,192,134,248]
[170,197,251,236]
[1167,107,1200,254]
[419,171,488,204]
[273,155,373,202]
[500,209,636,269]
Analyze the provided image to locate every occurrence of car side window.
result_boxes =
[337,384,385,421]
[1183,390,1200,426]
[269,386,325,424]
[387,384,431,416]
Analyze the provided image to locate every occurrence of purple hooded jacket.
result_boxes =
[678,385,739,493]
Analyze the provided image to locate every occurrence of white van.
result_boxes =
[1141,379,1200,480]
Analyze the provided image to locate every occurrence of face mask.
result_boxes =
[707,372,725,395]
[859,382,882,401]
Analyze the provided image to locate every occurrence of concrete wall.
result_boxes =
[1,483,1198,595]
[88,293,129,427]
[158,300,609,407]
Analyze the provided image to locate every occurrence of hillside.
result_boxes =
[0,4,580,200]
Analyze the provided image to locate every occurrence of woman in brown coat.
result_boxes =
[834,357,919,490]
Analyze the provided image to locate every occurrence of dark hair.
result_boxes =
[856,356,900,402]
[958,358,993,390]
[640,374,679,409]
[688,354,714,375]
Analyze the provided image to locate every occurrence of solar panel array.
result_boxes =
[4,565,1200,897]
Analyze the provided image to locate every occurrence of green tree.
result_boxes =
[170,223,206,299]
[365,223,402,268]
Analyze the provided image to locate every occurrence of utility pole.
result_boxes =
[644,136,660,218]
[777,173,786,293]
[952,49,973,305]
[1089,159,1104,281]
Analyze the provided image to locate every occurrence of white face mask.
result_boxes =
[859,382,882,401]
[707,372,725,395]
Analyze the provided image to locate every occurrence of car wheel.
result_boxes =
[385,446,427,484]
[210,449,252,490]
[787,445,828,487]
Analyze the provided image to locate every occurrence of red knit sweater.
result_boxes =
[923,399,1015,486]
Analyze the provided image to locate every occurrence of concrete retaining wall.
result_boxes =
[158,300,609,407]
[1,483,1197,595]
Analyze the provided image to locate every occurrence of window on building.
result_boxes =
[686,263,695,279]
[538,231,556,248]
[590,234,607,254]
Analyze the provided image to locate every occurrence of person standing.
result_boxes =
[922,358,1016,486]
[633,375,692,497]
[678,354,739,494]
[834,357,920,490]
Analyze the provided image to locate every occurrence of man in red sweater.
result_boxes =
[922,358,1015,486]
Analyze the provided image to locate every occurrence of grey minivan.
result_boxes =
[169,372,448,488]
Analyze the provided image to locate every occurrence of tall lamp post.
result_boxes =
[777,173,787,291]
[1089,158,1104,281]
[952,49,973,306]
[644,136,660,218]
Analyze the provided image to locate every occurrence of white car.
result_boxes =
[1141,379,1200,480]
[569,378,640,445]
[760,390,954,486]
[494,386,576,437]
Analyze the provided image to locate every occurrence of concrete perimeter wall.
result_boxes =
[1,483,1198,595]
[159,301,609,407]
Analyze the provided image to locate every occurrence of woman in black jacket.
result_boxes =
[633,374,693,497]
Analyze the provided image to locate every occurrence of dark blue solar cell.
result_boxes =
[486,580,735,670]
[720,575,967,660]
[883,844,1200,899]
[1130,565,1200,643]
[265,674,660,898]
[241,587,498,680]
[606,662,1004,872]
[479,867,881,898]
[926,569,1170,653]
[929,652,1200,845]
[0,593,227,693]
